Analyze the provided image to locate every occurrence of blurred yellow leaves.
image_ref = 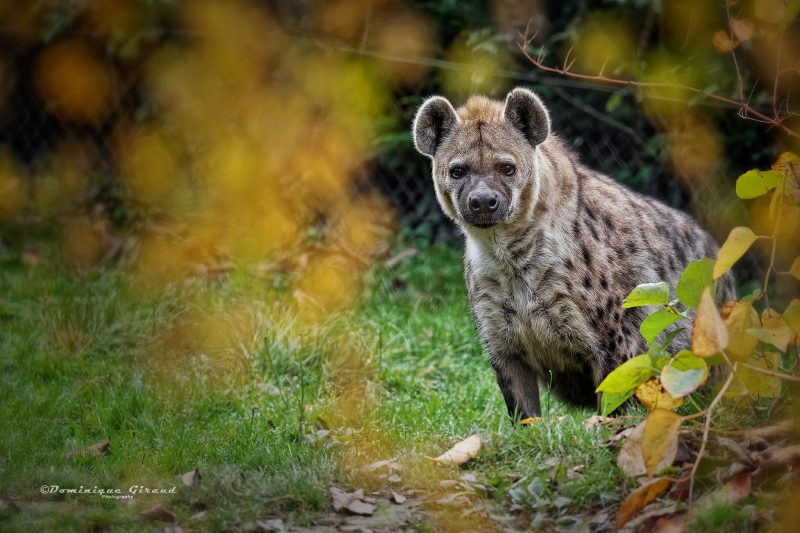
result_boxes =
[714,227,760,279]
[724,300,760,359]
[34,39,116,124]
[0,151,25,222]
[571,14,635,76]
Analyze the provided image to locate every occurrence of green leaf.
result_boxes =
[735,169,782,199]
[662,328,685,349]
[623,282,670,309]
[640,309,683,344]
[676,258,715,309]
[660,350,708,398]
[601,389,634,416]
[596,354,656,393]
[713,227,759,280]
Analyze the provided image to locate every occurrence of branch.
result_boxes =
[518,38,800,140]
[688,363,738,505]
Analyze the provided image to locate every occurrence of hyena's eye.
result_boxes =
[450,166,467,179]
[497,162,516,176]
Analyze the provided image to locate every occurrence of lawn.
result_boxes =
[1,242,637,531]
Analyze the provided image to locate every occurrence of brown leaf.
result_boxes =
[696,472,751,511]
[616,477,672,528]
[138,504,176,523]
[724,300,760,359]
[66,437,110,459]
[584,414,615,428]
[636,379,683,411]
[652,512,688,533]
[643,410,682,476]
[181,468,202,486]
[345,499,375,516]
[759,444,800,470]
[390,490,407,504]
[692,288,729,356]
[618,422,648,477]
[432,434,481,466]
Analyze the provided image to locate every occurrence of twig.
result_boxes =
[688,363,738,504]
[518,36,800,139]
[725,2,745,102]
[550,86,646,146]
[739,361,800,383]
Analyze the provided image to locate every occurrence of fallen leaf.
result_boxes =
[432,435,481,466]
[66,437,110,459]
[330,487,360,512]
[692,288,729,356]
[584,414,615,428]
[346,499,375,515]
[390,490,407,504]
[255,518,285,532]
[696,472,751,511]
[651,513,688,533]
[636,379,683,410]
[181,468,202,486]
[618,422,648,477]
[643,409,682,475]
[138,504,175,523]
[520,417,542,425]
[759,444,800,470]
[616,477,672,528]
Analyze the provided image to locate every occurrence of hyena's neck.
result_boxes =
[462,139,579,278]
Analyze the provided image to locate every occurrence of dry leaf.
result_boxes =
[181,468,202,486]
[618,422,648,477]
[584,414,615,428]
[643,410,682,476]
[616,477,672,528]
[696,472,751,511]
[520,417,542,425]
[651,513,688,533]
[138,504,176,523]
[345,499,376,516]
[747,308,794,352]
[390,490,407,504]
[692,288,729,356]
[636,379,683,411]
[256,518,285,532]
[432,434,481,466]
[724,300,760,358]
[66,437,110,459]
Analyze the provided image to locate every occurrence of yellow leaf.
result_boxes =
[726,352,782,398]
[712,30,738,53]
[724,300,760,359]
[519,417,543,426]
[642,409,682,476]
[432,435,481,466]
[747,308,794,352]
[771,152,800,172]
[784,299,800,335]
[713,227,759,279]
[616,477,672,528]
[692,287,729,356]
[635,379,683,411]
[790,257,800,281]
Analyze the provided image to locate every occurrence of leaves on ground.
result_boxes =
[432,434,481,466]
[696,472,751,511]
[65,437,110,459]
[616,477,672,528]
[181,468,202,486]
[330,487,375,516]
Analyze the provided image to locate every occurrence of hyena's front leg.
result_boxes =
[491,356,541,420]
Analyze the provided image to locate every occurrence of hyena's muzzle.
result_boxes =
[452,164,514,229]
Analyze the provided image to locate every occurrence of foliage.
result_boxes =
[596,152,800,527]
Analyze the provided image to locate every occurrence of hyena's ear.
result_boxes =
[504,87,550,146]
[412,96,459,157]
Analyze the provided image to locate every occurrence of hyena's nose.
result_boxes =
[468,191,499,214]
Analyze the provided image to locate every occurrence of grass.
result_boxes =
[0,241,633,531]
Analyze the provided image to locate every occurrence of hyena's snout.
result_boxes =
[461,180,509,228]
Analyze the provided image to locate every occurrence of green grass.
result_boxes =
[0,242,629,531]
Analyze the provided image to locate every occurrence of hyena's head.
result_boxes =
[412,87,550,230]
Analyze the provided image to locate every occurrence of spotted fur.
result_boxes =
[412,88,735,419]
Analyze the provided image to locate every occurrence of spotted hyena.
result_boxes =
[411,88,735,419]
